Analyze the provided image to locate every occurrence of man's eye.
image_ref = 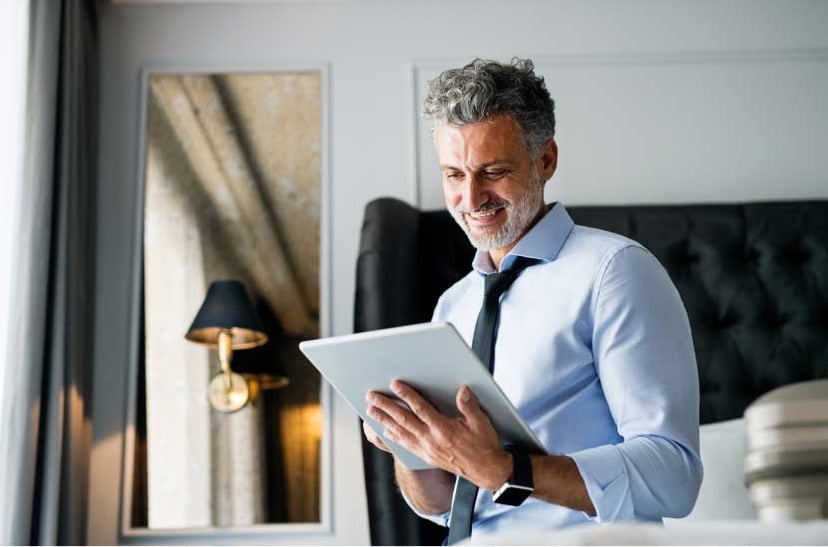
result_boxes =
[485,170,508,179]
[446,172,464,181]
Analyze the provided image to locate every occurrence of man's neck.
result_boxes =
[488,205,548,270]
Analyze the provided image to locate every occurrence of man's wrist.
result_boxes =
[492,448,535,506]
[482,448,514,491]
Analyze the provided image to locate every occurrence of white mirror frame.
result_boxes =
[119,63,333,543]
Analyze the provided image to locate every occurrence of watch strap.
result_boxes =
[505,446,533,488]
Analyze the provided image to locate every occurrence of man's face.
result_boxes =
[434,114,556,253]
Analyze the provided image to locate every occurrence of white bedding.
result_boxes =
[466,419,828,544]
[668,417,756,522]
[466,520,828,545]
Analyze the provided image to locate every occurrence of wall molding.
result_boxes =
[411,46,828,208]
[412,47,828,71]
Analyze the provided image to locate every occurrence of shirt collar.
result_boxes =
[471,202,575,274]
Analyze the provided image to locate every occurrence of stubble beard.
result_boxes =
[449,175,545,252]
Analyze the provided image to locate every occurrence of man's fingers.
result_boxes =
[390,380,445,427]
[456,385,488,429]
[366,405,420,449]
[382,421,419,450]
[362,421,391,453]
[367,392,427,436]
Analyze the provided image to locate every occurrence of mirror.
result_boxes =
[130,71,324,530]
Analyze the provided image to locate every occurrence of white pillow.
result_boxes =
[665,418,756,525]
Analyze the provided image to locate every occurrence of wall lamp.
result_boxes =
[185,280,288,413]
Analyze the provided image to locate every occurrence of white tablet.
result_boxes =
[298,321,544,470]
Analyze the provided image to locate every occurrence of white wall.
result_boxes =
[89,1,828,544]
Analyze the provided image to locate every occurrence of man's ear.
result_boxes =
[539,139,558,180]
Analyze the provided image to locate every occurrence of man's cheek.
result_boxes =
[443,188,461,211]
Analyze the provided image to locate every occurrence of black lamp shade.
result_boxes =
[185,280,268,349]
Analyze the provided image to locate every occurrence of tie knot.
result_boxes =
[483,256,537,300]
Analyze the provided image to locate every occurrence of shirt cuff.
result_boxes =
[398,485,451,527]
[568,443,634,523]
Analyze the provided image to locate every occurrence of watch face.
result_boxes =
[493,484,534,506]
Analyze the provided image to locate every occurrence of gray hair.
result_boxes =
[423,58,556,156]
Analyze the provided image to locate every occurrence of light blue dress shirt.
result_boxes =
[403,203,703,537]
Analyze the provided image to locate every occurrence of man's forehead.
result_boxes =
[433,115,526,167]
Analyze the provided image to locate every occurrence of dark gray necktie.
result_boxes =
[446,256,537,545]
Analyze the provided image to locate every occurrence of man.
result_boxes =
[363,58,702,542]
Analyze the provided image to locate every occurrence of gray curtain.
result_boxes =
[0,1,97,544]
[33,0,99,543]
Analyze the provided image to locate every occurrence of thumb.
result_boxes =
[456,385,487,428]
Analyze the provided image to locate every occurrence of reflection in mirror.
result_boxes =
[133,72,322,529]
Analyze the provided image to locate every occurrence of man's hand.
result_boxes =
[362,420,392,453]
[363,394,455,515]
[365,380,512,491]
[365,380,595,516]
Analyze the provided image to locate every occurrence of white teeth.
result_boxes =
[469,208,502,219]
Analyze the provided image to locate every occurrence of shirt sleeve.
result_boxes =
[568,245,703,522]
[398,484,452,527]
[431,291,448,322]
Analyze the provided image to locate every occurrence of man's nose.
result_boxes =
[462,177,487,212]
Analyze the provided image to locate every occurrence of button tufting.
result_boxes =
[719,313,739,330]
[792,249,811,264]
[777,243,811,264]
[764,313,789,330]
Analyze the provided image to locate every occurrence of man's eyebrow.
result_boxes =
[439,161,514,171]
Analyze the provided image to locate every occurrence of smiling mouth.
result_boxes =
[466,206,505,225]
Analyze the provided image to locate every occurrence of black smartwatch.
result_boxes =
[492,446,534,506]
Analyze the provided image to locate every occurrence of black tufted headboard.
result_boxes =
[568,201,828,423]
[354,197,828,545]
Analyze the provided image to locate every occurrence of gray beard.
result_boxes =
[449,181,544,252]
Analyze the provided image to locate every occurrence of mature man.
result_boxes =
[363,58,702,543]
